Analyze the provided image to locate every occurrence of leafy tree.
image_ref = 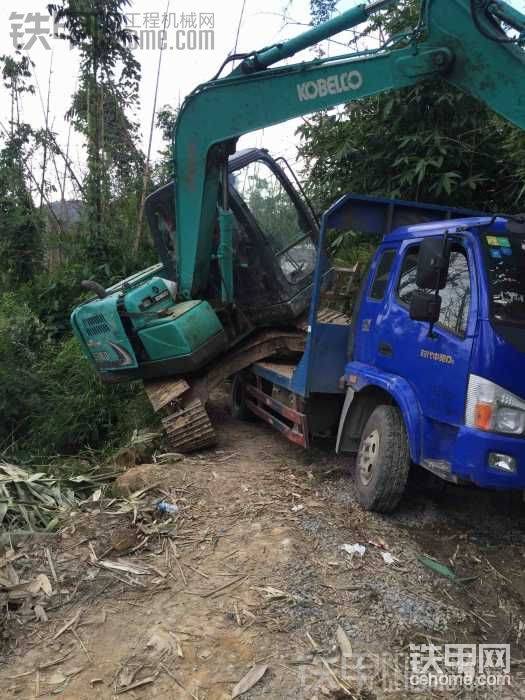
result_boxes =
[48,0,141,251]
[152,105,178,185]
[0,54,43,289]
[310,0,337,25]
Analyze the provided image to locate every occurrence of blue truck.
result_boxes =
[231,194,525,512]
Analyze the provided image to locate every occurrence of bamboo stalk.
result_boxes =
[39,52,53,209]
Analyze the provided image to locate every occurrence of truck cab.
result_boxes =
[345,212,525,494]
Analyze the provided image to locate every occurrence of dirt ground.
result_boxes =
[2,389,525,699]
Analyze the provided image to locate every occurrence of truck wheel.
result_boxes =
[354,405,410,513]
[231,373,254,421]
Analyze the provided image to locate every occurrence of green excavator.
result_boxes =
[71,0,525,451]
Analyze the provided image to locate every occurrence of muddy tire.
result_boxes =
[231,373,254,421]
[354,405,410,513]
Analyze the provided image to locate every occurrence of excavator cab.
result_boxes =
[228,148,318,325]
[145,148,319,327]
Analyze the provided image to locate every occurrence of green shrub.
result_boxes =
[0,294,47,447]
[0,292,156,457]
[29,338,156,455]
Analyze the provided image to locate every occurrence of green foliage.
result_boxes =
[152,105,178,184]
[30,339,155,455]
[48,0,142,241]
[0,8,160,464]
[0,296,47,448]
[310,0,337,26]
[0,55,43,287]
[0,296,156,457]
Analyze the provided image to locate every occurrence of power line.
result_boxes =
[234,0,247,54]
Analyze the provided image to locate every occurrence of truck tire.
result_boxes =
[354,405,410,513]
[231,373,254,421]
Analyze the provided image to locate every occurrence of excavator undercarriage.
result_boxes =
[144,306,354,453]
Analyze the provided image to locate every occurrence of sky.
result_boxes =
[0,0,365,200]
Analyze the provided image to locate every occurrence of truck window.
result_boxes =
[397,244,471,336]
[369,249,396,300]
[483,233,525,326]
[397,246,419,305]
[440,249,471,335]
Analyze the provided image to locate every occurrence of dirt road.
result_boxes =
[2,390,525,698]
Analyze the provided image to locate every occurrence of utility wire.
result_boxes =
[234,0,247,54]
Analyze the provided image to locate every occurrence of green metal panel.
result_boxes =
[123,277,177,332]
[137,300,224,361]
[71,295,138,370]
[426,0,525,128]
[217,207,234,303]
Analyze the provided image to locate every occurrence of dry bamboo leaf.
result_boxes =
[29,573,53,596]
[335,626,353,659]
[97,559,151,576]
[117,675,156,694]
[53,609,82,640]
[34,604,48,622]
[231,664,268,699]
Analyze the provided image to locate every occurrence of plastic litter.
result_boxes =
[381,551,397,565]
[341,543,366,557]
[155,500,179,514]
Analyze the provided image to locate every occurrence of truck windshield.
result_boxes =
[483,233,525,326]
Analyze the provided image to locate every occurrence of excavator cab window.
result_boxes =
[145,182,177,280]
[231,159,316,285]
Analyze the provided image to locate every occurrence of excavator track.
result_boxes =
[161,398,217,452]
[143,329,306,453]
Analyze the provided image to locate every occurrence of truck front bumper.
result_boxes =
[452,426,525,489]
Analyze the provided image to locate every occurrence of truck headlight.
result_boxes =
[466,375,525,435]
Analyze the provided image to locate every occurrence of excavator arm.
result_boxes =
[172,0,525,299]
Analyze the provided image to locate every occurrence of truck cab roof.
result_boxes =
[384,216,504,243]
[322,192,491,239]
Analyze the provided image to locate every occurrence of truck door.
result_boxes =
[375,239,476,428]
[352,247,398,363]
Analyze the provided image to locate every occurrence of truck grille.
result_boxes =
[82,314,111,337]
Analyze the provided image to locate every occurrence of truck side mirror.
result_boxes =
[416,237,450,290]
[410,290,442,324]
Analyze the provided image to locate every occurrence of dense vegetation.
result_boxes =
[0,2,160,460]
